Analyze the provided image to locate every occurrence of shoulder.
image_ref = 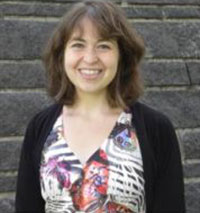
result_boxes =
[130,101,178,153]
[29,103,62,125]
[26,103,62,138]
[131,101,175,131]
[22,103,62,155]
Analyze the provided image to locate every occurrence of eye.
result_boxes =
[71,43,84,48]
[98,43,111,50]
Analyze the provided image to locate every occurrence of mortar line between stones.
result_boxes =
[1,1,65,6]
[126,3,200,6]
[0,171,17,176]
[0,192,15,199]
[2,1,200,8]
[0,59,200,64]
[1,0,200,6]
[0,88,46,93]
[3,15,200,22]
[130,18,200,22]
[146,85,200,91]
[176,127,200,132]
[184,159,200,164]
[0,136,23,142]
[0,86,200,93]
[184,178,200,183]
[3,16,60,22]
[0,59,42,64]
[123,5,200,8]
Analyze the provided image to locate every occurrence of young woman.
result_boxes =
[15,1,185,212]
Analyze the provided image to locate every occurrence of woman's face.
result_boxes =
[64,18,119,96]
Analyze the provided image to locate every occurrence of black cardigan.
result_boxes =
[15,102,185,212]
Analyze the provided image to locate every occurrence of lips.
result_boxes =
[78,68,103,80]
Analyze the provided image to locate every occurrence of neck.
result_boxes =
[65,90,121,118]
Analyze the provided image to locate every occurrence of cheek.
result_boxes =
[64,54,74,70]
[64,51,81,70]
[105,53,119,71]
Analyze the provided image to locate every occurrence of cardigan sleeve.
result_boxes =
[15,115,45,212]
[152,114,185,212]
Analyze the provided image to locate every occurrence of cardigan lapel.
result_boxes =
[131,102,156,212]
[32,103,63,174]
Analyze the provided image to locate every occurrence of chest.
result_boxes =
[40,109,146,213]
[62,115,120,165]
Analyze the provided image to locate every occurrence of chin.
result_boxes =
[77,86,107,94]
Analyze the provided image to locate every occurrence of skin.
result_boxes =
[62,18,123,164]
[63,17,120,117]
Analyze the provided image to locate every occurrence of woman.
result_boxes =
[15,1,185,212]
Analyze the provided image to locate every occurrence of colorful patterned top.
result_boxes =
[40,108,146,213]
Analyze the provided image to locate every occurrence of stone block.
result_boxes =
[124,6,200,19]
[0,176,16,192]
[1,2,70,17]
[179,129,200,160]
[0,92,52,136]
[0,140,22,171]
[134,22,200,59]
[0,62,46,88]
[124,6,163,19]
[184,162,200,178]
[0,20,57,59]
[1,20,200,60]
[0,197,14,213]
[141,61,190,86]
[142,90,200,128]
[185,182,200,213]
[162,7,200,18]
[186,62,200,85]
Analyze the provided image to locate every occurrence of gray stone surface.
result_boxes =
[124,6,200,19]
[127,0,200,5]
[0,197,14,213]
[179,130,200,160]
[186,62,200,85]
[2,3,200,19]
[0,176,16,192]
[0,140,21,171]
[184,162,200,178]
[1,20,200,59]
[0,60,190,89]
[142,90,200,128]
[1,2,71,17]
[141,61,190,86]
[0,0,199,212]
[185,182,200,213]
[135,22,200,59]
[0,20,57,59]
[0,92,51,136]
[0,62,46,88]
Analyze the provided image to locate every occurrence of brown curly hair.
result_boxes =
[42,0,145,109]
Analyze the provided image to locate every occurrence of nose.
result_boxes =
[83,48,98,64]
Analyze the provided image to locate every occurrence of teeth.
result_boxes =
[80,69,101,75]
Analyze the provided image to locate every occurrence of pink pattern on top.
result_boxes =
[40,109,145,213]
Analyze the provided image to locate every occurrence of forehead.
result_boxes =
[68,17,111,41]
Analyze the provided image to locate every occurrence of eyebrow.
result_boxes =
[69,37,113,43]
[69,37,85,42]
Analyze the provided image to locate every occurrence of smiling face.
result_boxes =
[64,18,119,98]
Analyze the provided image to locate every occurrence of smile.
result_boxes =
[78,69,103,80]
[79,69,102,75]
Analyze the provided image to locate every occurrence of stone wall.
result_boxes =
[0,0,199,212]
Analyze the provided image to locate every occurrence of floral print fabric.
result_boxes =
[40,108,145,213]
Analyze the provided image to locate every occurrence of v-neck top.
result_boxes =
[39,108,145,213]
